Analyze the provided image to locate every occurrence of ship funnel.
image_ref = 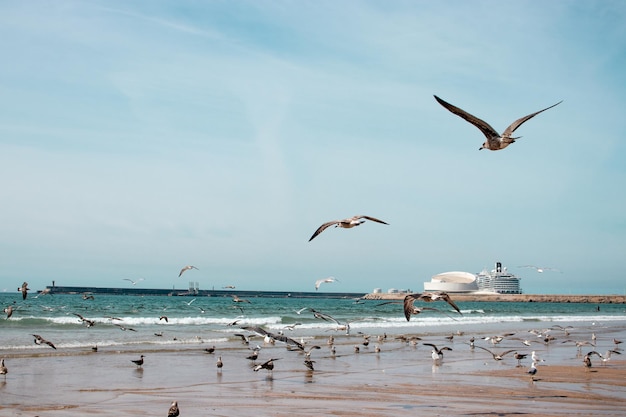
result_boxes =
[496,262,502,273]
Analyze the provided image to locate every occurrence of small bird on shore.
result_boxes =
[434,95,562,151]
[0,358,7,379]
[18,282,30,300]
[528,362,538,380]
[131,355,145,368]
[33,334,56,349]
[308,215,389,241]
[514,352,528,367]
[168,401,179,417]
[216,356,223,372]
[178,265,198,277]
[204,346,216,354]
[531,351,544,363]
[583,352,594,368]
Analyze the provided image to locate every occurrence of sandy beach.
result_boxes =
[2,321,625,417]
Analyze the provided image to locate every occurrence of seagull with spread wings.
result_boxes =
[474,346,517,361]
[434,95,562,151]
[123,278,145,285]
[18,282,30,300]
[315,276,339,290]
[403,292,462,321]
[308,215,388,241]
[178,265,199,277]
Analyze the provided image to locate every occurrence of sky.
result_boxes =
[1,1,625,295]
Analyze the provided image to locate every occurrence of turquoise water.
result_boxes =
[1,292,625,351]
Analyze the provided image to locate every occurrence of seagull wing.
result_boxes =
[308,220,339,241]
[403,293,420,321]
[439,293,462,314]
[475,345,495,357]
[502,101,562,137]
[500,349,517,358]
[423,343,440,352]
[358,215,389,225]
[434,95,500,140]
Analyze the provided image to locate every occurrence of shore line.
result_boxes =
[362,292,626,303]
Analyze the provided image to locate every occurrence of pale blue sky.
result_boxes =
[1,1,625,295]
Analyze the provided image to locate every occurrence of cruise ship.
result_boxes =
[423,261,523,294]
[475,262,523,294]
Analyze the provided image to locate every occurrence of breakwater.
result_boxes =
[362,292,626,304]
[41,285,367,300]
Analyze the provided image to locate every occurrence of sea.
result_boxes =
[1,292,625,352]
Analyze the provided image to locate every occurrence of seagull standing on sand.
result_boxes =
[308,215,389,241]
[216,356,223,372]
[0,358,7,379]
[514,352,528,367]
[434,95,562,151]
[528,362,538,380]
[168,401,179,417]
[315,276,339,291]
[178,265,198,277]
[131,355,145,368]
[18,282,30,300]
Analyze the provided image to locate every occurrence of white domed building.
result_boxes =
[423,271,479,293]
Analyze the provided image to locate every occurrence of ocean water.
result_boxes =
[1,292,625,352]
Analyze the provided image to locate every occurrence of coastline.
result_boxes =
[362,292,626,303]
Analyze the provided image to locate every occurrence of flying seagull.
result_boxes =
[4,305,13,319]
[18,282,30,300]
[434,95,562,151]
[315,276,339,291]
[178,265,199,277]
[123,278,145,285]
[240,326,304,350]
[33,334,56,349]
[73,313,95,328]
[518,265,562,273]
[403,292,462,321]
[475,346,517,361]
[308,215,389,241]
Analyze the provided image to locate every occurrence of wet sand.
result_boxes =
[1,325,625,416]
